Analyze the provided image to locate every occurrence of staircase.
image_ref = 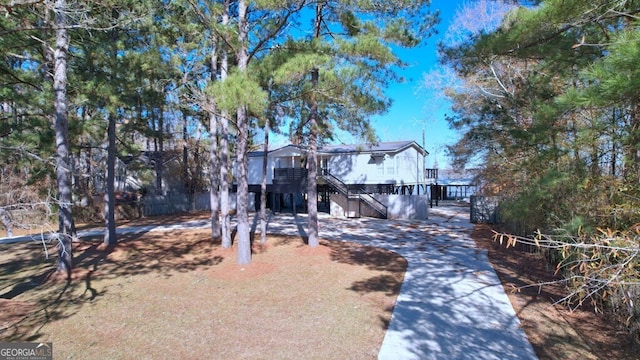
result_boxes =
[320,171,387,219]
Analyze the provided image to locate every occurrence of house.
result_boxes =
[247,140,430,220]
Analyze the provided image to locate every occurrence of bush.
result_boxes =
[496,228,640,346]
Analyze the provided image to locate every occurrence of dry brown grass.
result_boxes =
[0,227,406,359]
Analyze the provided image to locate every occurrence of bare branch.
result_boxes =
[493,228,640,337]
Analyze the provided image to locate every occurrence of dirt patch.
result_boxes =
[0,227,406,359]
[0,299,37,330]
[472,224,637,360]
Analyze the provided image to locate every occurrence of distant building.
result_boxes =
[425,168,479,201]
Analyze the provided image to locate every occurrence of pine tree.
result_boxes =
[207,0,308,263]
[52,0,75,276]
[279,0,437,246]
[439,0,640,230]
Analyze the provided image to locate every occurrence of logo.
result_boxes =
[0,342,52,360]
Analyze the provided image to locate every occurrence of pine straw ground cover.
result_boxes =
[0,225,406,359]
[472,224,638,360]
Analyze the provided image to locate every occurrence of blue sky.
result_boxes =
[269,1,510,169]
[365,0,518,169]
[329,1,462,169]
[370,0,460,169]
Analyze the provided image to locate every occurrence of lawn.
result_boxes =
[0,227,406,359]
[3,211,638,359]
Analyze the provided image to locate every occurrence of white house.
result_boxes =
[246,140,430,220]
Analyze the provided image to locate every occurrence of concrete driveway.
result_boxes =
[263,204,538,360]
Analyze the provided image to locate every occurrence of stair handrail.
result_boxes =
[320,170,387,219]
[357,188,388,219]
[321,171,349,195]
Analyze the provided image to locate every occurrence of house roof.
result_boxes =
[319,140,427,156]
[249,141,428,157]
[247,144,303,158]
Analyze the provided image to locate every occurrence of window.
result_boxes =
[386,155,395,175]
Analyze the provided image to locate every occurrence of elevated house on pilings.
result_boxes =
[246,141,430,220]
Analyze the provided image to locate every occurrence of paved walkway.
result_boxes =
[1,204,537,359]
[264,205,538,360]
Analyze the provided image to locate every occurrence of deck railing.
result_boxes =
[273,168,308,184]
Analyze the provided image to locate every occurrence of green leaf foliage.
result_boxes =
[206,69,268,115]
[441,0,640,231]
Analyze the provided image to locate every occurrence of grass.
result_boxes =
[0,227,406,359]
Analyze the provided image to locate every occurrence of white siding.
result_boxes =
[247,156,265,185]
[394,147,423,186]
[327,153,376,184]
[326,146,424,185]
[248,146,306,185]
[246,142,426,187]
[329,193,428,220]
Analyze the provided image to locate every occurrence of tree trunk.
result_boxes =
[220,113,231,247]
[155,104,164,195]
[86,145,92,196]
[79,108,91,207]
[260,117,269,245]
[104,112,117,246]
[306,2,323,247]
[0,209,13,237]
[103,16,121,246]
[209,111,221,240]
[53,0,74,277]
[306,68,319,247]
[208,37,221,240]
[235,0,251,264]
[183,113,189,192]
[236,105,251,264]
[611,109,618,177]
[220,1,232,248]
[194,122,202,193]
[626,101,640,184]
